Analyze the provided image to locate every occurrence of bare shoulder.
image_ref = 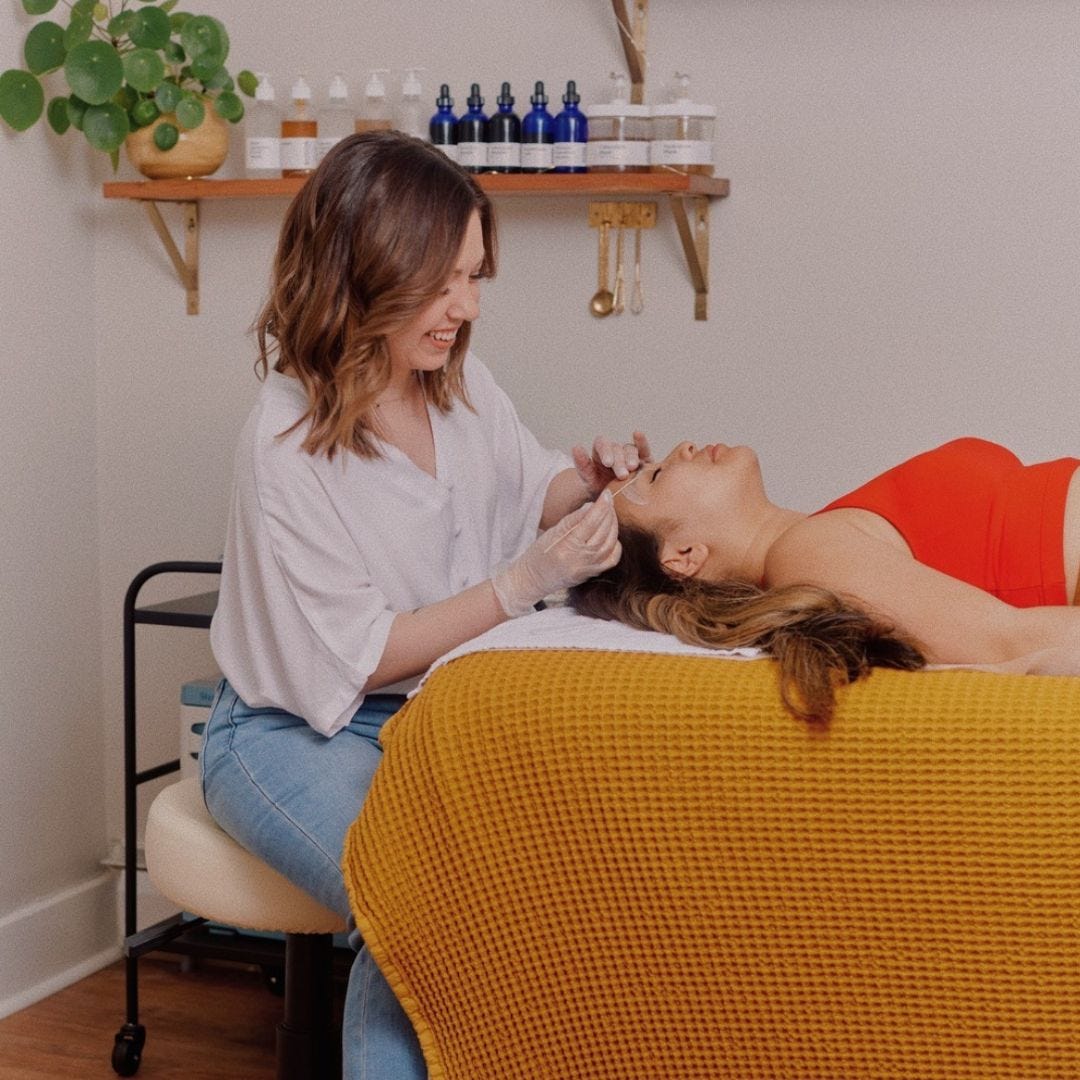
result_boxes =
[764,513,864,588]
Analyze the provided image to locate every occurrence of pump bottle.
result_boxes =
[486,81,521,173]
[244,72,280,178]
[396,67,427,139]
[280,75,317,177]
[520,80,554,173]
[316,73,351,164]
[429,84,458,162]
[457,83,488,174]
[355,69,391,134]
[553,80,588,173]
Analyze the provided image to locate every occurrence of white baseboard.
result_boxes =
[0,871,122,1020]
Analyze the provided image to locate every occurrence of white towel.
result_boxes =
[414,605,761,696]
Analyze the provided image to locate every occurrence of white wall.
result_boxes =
[5,0,1080,1015]
[0,8,117,1015]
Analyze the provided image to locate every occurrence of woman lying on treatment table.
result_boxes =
[569,436,1080,723]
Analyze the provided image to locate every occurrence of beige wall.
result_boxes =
[4,0,1080,1011]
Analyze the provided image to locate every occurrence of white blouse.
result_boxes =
[210,353,569,736]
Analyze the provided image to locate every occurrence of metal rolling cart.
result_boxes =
[111,560,293,1076]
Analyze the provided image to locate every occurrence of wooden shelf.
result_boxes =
[103,172,729,201]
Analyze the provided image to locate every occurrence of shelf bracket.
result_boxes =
[669,193,709,321]
[143,200,200,315]
[611,0,648,104]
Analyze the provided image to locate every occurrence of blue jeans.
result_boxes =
[200,679,426,1080]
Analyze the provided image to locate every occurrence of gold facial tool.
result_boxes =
[612,471,647,505]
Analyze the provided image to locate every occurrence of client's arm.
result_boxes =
[764,515,1080,672]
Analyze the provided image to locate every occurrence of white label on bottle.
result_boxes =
[586,140,650,167]
[486,142,521,168]
[457,140,487,168]
[280,136,317,171]
[432,142,460,163]
[552,142,587,168]
[245,136,280,170]
[316,135,344,163]
[650,139,714,166]
[520,143,554,169]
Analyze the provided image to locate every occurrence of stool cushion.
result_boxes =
[146,777,346,935]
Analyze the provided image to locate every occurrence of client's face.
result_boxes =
[604,440,765,579]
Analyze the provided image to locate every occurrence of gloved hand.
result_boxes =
[492,493,622,617]
[572,431,653,497]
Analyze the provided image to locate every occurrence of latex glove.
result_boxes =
[572,431,653,497]
[493,493,621,617]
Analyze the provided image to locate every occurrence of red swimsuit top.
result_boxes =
[815,438,1079,607]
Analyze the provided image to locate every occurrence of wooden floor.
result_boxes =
[0,956,285,1079]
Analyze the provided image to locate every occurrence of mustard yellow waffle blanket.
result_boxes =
[343,651,1080,1080]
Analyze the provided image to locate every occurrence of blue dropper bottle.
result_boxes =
[553,79,588,173]
[457,82,488,174]
[429,83,458,162]
[521,80,554,173]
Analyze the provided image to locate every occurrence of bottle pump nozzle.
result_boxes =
[467,82,484,107]
[436,83,454,108]
[610,71,630,103]
[365,69,389,98]
[530,80,548,105]
[328,73,348,102]
[291,76,312,101]
[562,79,580,104]
[671,72,692,103]
[402,67,425,98]
[497,81,514,107]
[254,72,275,102]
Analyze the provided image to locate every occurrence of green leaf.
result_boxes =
[46,94,70,133]
[154,79,180,112]
[159,0,178,11]
[190,55,221,83]
[113,84,136,111]
[71,0,96,14]
[129,6,171,49]
[130,96,159,127]
[202,67,232,92]
[65,40,124,105]
[22,0,58,14]
[169,12,191,32]
[92,2,107,19]
[153,120,178,150]
[214,90,243,122]
[163,41,185,64]
[24,21,66,75]
[109,146,120,173]
[180,15,226,64]
[63,13,94,50]
[67,93,88,130]
[175,92,203,129]
[83,101,128,150]
[0,69,44,130]
[123,48,165,93]
[236,69,258,97]
[106,11,135,37]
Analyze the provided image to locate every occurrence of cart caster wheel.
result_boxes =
[112,1022,145,1076]
[261,964,285,996]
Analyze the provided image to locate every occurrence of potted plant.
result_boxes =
[0,0,257,176]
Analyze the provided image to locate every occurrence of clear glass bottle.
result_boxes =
[486,81,521,173]
[429,83,458,163]
[244,72,280,178]
[280,76,317,177]
[586,73,650,173]
[355,69,392,135]
[316,73,351,164]
[397,67,427,139]
[520,81,554,173]
[553,80,587,173]
[650,73,716,176]
[457,83,488,174]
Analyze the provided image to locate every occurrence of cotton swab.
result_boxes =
[542,472,644,553]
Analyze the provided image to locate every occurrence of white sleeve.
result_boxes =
[211,442,396,738]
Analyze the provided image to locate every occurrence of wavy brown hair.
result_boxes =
[568,524,925,725]
[254,131,497,458]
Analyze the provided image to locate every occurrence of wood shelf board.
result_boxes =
[103,172,729,202]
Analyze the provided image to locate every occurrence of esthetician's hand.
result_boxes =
[492,493,621,617]
[572,431,653,496]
